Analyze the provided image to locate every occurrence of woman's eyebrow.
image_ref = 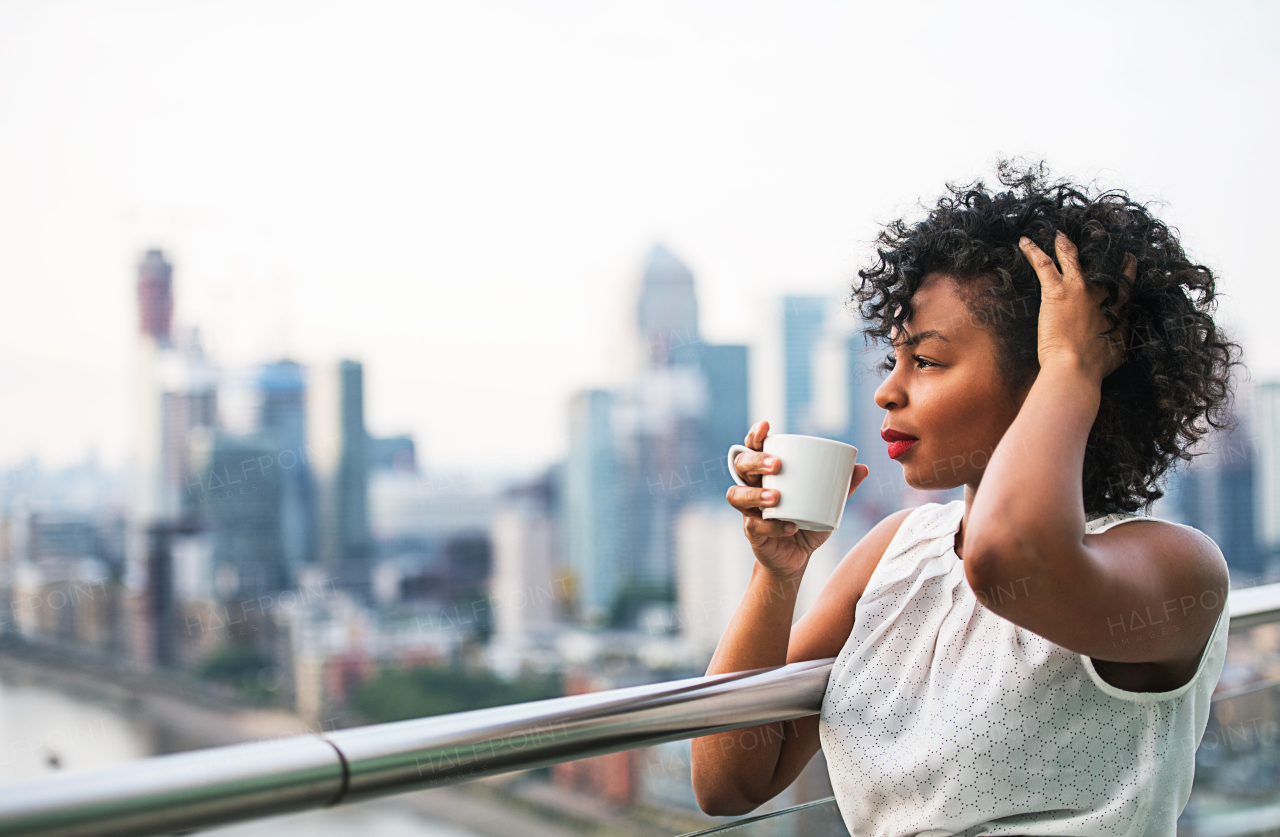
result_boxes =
[897,329,949,348]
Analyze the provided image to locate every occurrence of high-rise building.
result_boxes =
[255,360,312,585]
[782,297,828,435]
[564,246,752,629]
[565,390,621,625]
[130,251,217,668]
[369,436,416,472]
[189,435,288,595]
[160,330,218,517]
[1253,382,1280,571]
[490,473,561,655]
[638,244,699,367]
[1219,437,1262,578]
[611,365,704,617]
[257,361,307,446]
[137,250,174,347]
[776,297,933,530]
[308,360,374,595]
[696,345,749,495]
[675,502,754,662]
[1168,392,1264,581]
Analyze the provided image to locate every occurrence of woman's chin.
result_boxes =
[903,469,960,493]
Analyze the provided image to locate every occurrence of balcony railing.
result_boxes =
[2,581,1279,837]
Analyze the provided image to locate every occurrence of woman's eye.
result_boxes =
[913,355,936,369]
[880,353,897,372]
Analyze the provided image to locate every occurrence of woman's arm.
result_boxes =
[964,233,1228,669]
[690,499,909,816]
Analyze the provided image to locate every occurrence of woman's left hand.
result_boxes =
[1020,231,1131,382]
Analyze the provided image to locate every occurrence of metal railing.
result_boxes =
[2,582,1279,837]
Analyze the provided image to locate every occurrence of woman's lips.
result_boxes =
[881,428,919,460]
[887,439,918,459]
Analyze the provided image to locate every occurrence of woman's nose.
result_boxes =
[875,366,905,410]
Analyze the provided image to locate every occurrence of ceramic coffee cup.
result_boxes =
[728,434,858,532]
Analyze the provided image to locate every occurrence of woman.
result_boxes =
[690,163,1241,836]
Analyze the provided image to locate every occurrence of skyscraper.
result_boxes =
[783,296,828,435]
[776,297,911,526]
[131,250,217,667]
[564,246,751,629]
[1253,382,1280,572]
[190,434,287,595]
[1169,392,1264,581]
[638,244,699,367]
[256,360,311,584]
[308,360,374,594]
[696,345,749,495]
[137,250,174,347]
[565,390,621,625]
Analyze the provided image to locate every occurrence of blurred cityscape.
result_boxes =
[1,243,1277,832]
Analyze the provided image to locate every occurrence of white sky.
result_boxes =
[0,0,1277,473]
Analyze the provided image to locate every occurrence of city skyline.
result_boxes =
[2,6,1278,834]
[1,1,1277,474]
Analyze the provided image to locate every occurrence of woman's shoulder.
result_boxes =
[1086,511,1225,560]
[859,501,958,561]
[859,501,963,577]
[891,499,965,539]
[793,502,964,661]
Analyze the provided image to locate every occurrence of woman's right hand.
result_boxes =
[727,420,870,579]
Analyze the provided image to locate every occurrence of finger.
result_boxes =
[1122,252,1138,282]
[727,485,780,511]
[1114,255,1135,314]
[1019,236,1063,287]
[730,450,762,487]
[847,463,870,498]
[733,450,781,478]
[1053,231,1085,286]
[745,516,798,541]
[746,419,771,451]
[743,421,761,448]
[1104,327,1128,372]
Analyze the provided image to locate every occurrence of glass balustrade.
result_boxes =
[676,796,847,837]
[681,616,1280,837]
[1181,617,1280,836]
[3,586,1278,837]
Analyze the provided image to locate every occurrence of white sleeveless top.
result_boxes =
[818,501,1230,837]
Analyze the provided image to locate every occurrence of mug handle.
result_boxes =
[727,445,753,488]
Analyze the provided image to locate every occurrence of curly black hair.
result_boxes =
[852,161,1244,515]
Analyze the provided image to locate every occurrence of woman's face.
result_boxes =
[873,272,1032,491]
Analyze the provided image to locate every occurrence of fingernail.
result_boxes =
[1019,236,1030,246]
[764,490,778,502]
[764,456,778,468]
[784,522,797,534]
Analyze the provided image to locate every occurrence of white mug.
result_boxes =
[728,434,858,532]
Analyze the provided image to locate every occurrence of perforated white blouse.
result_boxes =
[818,500,1229,837]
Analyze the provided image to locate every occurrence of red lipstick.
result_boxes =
[881,427,919,460]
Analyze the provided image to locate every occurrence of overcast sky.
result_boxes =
[1,0,1276,474]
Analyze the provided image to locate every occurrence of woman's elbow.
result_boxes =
[691,761,764,816]
[693,783,761,818]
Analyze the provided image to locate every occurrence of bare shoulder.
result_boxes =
[1084,517,1229,688]
[1089,516,1229,594]
[786,506,919,663]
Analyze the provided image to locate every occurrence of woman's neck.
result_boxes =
[956,483,979,559]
